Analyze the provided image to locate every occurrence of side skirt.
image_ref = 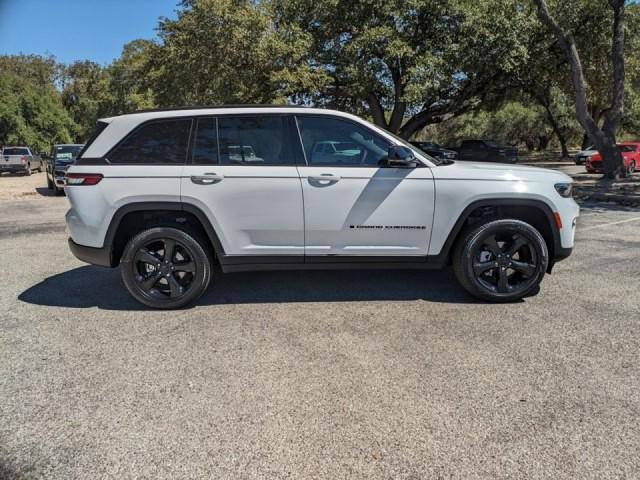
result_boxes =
[219,255,446,273]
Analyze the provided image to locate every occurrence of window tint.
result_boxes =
[3,148,29,156]
[217,116,295,166]
[192,118,218,164]
[109,119,191,164]
[296,116,390,166]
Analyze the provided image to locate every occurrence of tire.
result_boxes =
[628,161,636,175]
[37,163,43,173]
[25,164,32,176]
[54,185,64,196]
[120,227,212,309]
[47,175,54,189]
[452,219,549,302]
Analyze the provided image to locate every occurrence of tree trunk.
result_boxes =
[543,103,568,158]
[533,0,626,179]
[367,93,387,130]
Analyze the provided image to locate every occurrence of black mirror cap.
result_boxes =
[386,145,418,167]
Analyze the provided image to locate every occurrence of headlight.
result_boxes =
[554,183,573,198]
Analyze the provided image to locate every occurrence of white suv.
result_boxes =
[65,106,579,309]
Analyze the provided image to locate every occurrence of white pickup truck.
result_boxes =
[1,146,43,175]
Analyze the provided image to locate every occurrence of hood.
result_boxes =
[432,160,572,183]
[577,149,597,156]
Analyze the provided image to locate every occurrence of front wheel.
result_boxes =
[120,227,212,309]
[452,219,549,302]
[627,161,636,175]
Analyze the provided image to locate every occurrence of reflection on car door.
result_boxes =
[295,115,435,258]
[180,115,304,258]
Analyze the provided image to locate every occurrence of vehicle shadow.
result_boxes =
[18,265,478,311]
[35,187,56,197]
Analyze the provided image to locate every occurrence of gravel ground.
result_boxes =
[0,178,639,479]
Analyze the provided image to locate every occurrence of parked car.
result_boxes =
[410,141,458,161]
[1,146,43,175]
[65,106,578,309]
[575,145,597,165]
[45,144,85,195]
[585,143,639,174]
[452,140,518,163]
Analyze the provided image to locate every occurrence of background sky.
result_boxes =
[0,0,179,65]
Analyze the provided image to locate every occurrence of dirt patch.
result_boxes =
[0,172,54,201]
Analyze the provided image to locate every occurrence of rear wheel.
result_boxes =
[25,164,32,176]
[120,227,212,309]
[452,219,548,302]
[47,175,54,189]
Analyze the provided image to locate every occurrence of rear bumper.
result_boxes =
[0,164,27,172]
[68,238,112,267]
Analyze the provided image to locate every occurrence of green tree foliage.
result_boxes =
[0,55,76,151]
[148,0,327,107]
[274,0,533,138]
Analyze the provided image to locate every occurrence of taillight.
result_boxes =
[21,156,28,164]
[65,173,103,186]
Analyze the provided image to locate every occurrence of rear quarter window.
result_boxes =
[108,119,192,164]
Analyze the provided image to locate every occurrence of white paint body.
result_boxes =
[65,107,579,259]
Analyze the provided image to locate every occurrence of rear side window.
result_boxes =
[109,119,192,164]
[217,116,295,166]
[3,148,29,155]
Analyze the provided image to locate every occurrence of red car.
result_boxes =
[586,142,639,174]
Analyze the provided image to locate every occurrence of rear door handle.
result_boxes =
[308,174,341,183]
[190,173,224,185]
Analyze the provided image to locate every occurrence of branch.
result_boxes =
[532,0,600,138]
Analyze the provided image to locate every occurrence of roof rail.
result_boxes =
[130,104,314,114]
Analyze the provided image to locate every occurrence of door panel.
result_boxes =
[181,166,304,256]
[298,166,435,256]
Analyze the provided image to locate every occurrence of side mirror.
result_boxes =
[386,145,418,167]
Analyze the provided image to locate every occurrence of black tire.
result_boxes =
[120,227,212,309]
[54,185,64,196]
[25,164,32,176]
[452,219,548,302]
[47,175,54,189]
[628,161,636,175]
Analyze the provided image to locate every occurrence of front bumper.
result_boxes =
[68,238,113,267]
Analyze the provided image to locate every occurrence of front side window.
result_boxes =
[296,116,390,167]
[109,119,192,164]
[217,116,295,166]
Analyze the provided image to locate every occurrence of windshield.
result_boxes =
[2,148,29,156]
[619,144,637,152]
[54,145,84,161]
[484,140,499,148]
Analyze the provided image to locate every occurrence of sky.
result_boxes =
[0,0,179,65]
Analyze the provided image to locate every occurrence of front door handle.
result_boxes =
[190,173,224,185]
[308,174,341,183]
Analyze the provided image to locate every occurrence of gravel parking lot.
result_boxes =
[1,172,639,479]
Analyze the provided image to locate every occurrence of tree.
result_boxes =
[147,0,326,107]
[0,55,76,151]
[533,0,627,178]
[275,0,532,138]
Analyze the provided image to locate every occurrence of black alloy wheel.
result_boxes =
[453,219,548,302]
[121,227,211,309]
